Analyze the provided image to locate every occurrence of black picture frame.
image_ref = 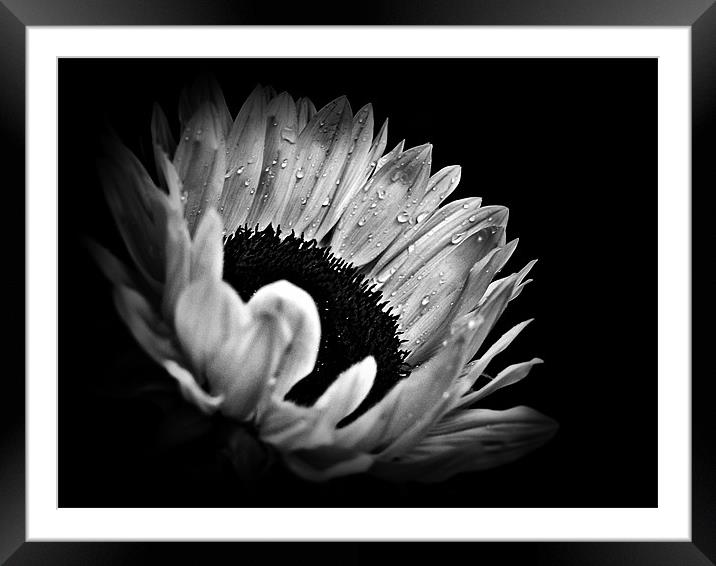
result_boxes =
[7,1,712,564]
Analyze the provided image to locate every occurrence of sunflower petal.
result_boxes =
[411,239,519,359]
[313,356,377,426]
[373,165,464,268]
[248,280,321,399]
[313,103,376,241]
[155,150,184,211]
[278,96,353,238]
[375,139,404,172]
[219,85,268,233]
[173,102,227,236]
[451,357,543,411]
[163,359,224,414]
[178,74,232,137]
[460,274,520,364]
[86,240,138,290]
[373,406,557,482]
[206,305,288,420]
[161,205,191,324]
[283,449,374,482]
[98,134,170,288]
[370,201,508,297]
[151,103,177,189]
[296,96,317,133]
[174,277,250,379]
[113,284,178,364]
[244,92,299,231]
[330,144,433,266]
[189,207,224,282]
[374,314,475,459]
[399,228,506,362]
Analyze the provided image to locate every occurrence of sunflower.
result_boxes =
[90,76,557,483]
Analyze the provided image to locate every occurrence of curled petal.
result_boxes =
[258,357,375,454]
[248,280,321,400]
[313,356,377,427]
[163,359,224,414]
[207,308,289,420]
[174,277,250,381]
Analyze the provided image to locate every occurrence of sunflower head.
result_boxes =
[90,75,557,483]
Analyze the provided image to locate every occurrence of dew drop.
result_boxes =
[369,202,377,209]
[244,179,251,187]
[396,211,410,223]
[451,232,465,245]
[300,197,307,205]
[421,295,431,306]
[469,215,477,222]
[462,203,470,209]
[296,169,305,179]
[280,159,288,169]
[357,217,367,227]
[407,244,415,254]
[377,189,386,200]
[223,171,233,179]
[321,198,331,207]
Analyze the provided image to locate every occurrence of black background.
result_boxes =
[59,58,656,508]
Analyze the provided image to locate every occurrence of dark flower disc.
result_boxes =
[222,225,409,422]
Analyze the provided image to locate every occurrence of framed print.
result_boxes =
[7,1,712,564]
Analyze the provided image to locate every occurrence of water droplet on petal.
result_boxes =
[296,169,305,179]
[451,232,465,245]
[462,203,470,209]
[300,197,307,205]
[357,217,367,227]
[421,295,431,306]
[469,215,477,222]
[396,211,410,223]
[280,159,288,169]
[407,244,415,254]
[416,211,429,223]
[322,198,331,207]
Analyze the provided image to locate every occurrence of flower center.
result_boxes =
[222,225,409,420]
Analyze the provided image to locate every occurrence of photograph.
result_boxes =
[58,57,656,509]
